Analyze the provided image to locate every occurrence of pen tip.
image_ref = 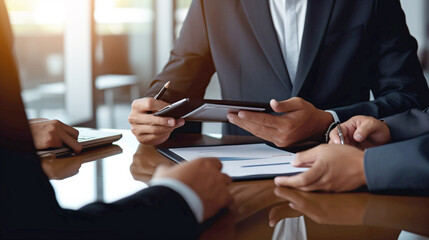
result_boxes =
[164,81,170,89]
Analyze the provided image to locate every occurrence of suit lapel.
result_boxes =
[241,0,292,93]
[293,0,336,96]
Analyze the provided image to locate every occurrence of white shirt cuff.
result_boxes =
[325,110,340,123]
[149,178,203,223]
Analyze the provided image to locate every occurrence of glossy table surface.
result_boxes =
[41,129,429,240]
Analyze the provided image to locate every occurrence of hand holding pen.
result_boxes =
[336,122,345,145]
[328,116,392,150]
[128,81,185,145]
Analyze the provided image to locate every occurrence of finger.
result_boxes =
[274,164,324,188]
[192,157,223,171]
[268,204,302,227]
[227,113,286,144]
[132,123,182,135]
[329,127,341,145]
[293,149,318,167]
[235,110,282,128]
[296,182,327,192]
[131,97,170,113]
[135,132,171,144]
[274,186,305,202]
[353,120,380,142]
[270,97,308,113]
[274,187,310,212]
[206,157,223,171]
[42,134,63,149]
[221,173,232,184]
[129,113,184,127]
[329,124,353,145]
[57,129,83,153]
[56,121,80,139]
[274,187,321,218]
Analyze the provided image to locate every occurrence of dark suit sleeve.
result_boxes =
[1,152,200,240]
[333,0,429,121]
[383,107,429,142]
[364,134,429,195]
[146,0,215,103]
[71,186,201,239]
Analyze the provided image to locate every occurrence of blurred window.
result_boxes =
[6,0,67,121]
[174,0,191,39]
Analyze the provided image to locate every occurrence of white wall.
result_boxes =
[401,0,426,58]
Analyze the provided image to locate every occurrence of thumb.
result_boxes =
[270,97,306,113]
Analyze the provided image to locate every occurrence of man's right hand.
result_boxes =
[128,97,185,145]
[329,115,391,149]
[152,158,233,222]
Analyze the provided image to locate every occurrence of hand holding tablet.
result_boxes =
[154,98,273,122]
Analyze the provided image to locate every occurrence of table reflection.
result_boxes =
[131,144,174,182]
[269,188,429,239]
[199,182,429,240]
[41,144,123,180]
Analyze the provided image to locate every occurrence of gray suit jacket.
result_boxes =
[147,0,429,135]
[364,108,429,195]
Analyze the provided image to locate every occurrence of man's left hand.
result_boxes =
[274,144,366,192]
[227,97,333,147]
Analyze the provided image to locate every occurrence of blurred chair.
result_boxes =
[95,34,140,128]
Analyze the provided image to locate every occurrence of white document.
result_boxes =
[168,143,308,178]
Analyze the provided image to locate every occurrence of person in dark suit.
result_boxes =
[274,108,429,195]
[0,3,231,239]
[129,0,429,147]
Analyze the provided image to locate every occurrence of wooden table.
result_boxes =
[41,129,429,240]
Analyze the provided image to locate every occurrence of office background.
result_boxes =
[5,0,429,134]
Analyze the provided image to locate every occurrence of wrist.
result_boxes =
[311,110,334,142]
[357,151,367,186]
[150,178,204,223]
[382,121,393,143]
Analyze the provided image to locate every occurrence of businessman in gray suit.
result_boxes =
[129,0,429,147]
[275,107,429,195]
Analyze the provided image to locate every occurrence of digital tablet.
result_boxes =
[154,98,273,122]
[37,128,122,157]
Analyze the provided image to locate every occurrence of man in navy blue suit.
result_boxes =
[0,2,231,239]
[275,108,429,195]
[129,0,429,147]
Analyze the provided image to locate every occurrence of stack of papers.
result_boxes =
[160,143,308,180]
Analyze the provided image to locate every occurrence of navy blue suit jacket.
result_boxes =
[365,108,429,195]
[147,0,429,135]
[0,3,200,239]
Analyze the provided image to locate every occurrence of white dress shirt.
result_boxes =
[272,216,307,240]
[269,0,307,84]
[269,0,340,123]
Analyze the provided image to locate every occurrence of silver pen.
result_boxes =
[154,81,170,100]
[337,121,345,145]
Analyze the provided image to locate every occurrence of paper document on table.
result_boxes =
[164,143,308,179]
